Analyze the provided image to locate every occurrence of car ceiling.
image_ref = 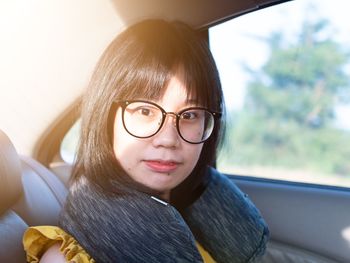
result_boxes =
[111,0,273,29]
[0,0,287,157]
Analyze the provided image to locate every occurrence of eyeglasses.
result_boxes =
[116,100,221,144]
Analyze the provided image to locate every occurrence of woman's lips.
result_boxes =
[144,160,180,173]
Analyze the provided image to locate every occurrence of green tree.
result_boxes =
[221,18,350,176]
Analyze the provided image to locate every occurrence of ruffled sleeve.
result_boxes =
[23,226,95,263]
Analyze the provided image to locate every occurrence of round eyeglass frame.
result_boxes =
[115,100,221,144]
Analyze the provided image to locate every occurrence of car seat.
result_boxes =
[0,129,68,263]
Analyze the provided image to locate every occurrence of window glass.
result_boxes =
[210,0,350,187]
[61,119,80,164]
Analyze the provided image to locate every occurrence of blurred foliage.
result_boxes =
[220,18,350,176]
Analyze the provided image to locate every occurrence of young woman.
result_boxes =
[24,19,269,263]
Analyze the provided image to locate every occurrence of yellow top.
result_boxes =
[23,226,215,263]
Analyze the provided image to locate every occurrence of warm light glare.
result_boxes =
[0,0,121,155]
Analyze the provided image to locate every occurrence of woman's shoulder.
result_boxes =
[185,166,270,262]
[23,226,215,263]
[23,226,95,263]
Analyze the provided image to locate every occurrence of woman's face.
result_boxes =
[113,74,204,200]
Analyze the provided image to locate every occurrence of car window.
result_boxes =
[209,0,350,187]
[61,119,80,164]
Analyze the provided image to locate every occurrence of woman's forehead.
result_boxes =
[119,64,208,107]
[138,83,202,107]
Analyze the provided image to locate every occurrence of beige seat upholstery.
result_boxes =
[0,129,68,262]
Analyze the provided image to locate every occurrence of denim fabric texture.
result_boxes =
[59,167,269,262]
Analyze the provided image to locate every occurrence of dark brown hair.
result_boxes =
[71,19,225,208]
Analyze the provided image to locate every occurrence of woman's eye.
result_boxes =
[134,106,159,117]
[182,111,198,120]
[139,108,151,116]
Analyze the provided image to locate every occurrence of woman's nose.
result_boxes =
[152,114,180,148]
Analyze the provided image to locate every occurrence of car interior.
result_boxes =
[0,129,67,262]
[1,0,350,262]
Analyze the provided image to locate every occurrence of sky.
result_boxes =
[209,0,350,130]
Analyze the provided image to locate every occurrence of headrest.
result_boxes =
[0,129,23,215]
